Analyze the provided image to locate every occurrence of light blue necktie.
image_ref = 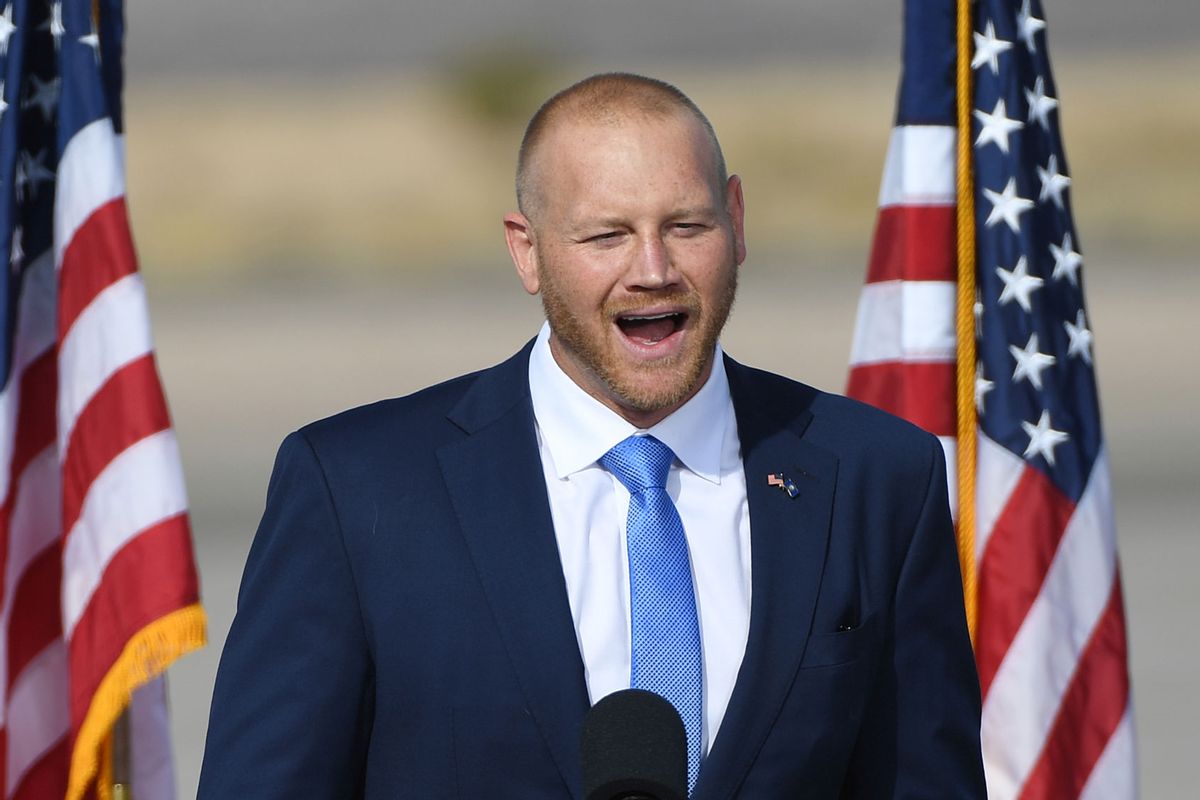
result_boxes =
[601,435,703,794]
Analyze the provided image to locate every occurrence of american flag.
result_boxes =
[846,0,1136,797]
[0,1,205,798]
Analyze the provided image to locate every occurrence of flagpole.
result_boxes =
[112,709,132,800]
[954,0,980,644]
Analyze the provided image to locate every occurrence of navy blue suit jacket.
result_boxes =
[199,342,985,798]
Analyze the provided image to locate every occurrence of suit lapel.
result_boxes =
[437,343,589,798]
[694,358,838,800]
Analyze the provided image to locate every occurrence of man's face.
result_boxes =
[505,111,746,426]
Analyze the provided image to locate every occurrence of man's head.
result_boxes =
[504,73,747,428]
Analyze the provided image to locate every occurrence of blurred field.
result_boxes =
[117,45,1200,799]
[124,50,1199,281]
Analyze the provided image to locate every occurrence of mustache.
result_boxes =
[603,291,701,320]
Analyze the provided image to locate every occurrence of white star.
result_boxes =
[1010,332,1057,390]
[1037,154,1071,209]
[1025,76,1059,130]
[1063,310,1094,365]
[0,81,8,122]
[974,291,984,339]
[1022,410,1070,466]
[1050,232,1083,286]
[24,74,59,122]
[45,2,65,43]
[996,256,1044,312]
[972,21,1013,75]
[79,31,100,61]
[974,98,1024,154]
[15,149,54,200]
[976,363,995,414]
[0,5,16,57]
[982,178,1035,233]
[1017,0,1047,52]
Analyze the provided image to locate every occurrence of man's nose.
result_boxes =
[627,235,681,290]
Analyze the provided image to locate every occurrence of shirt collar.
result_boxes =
[528,322,730,484]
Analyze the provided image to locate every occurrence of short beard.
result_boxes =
[537,254,738,414]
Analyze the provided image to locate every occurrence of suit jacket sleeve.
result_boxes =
[843,434,987,798]
[198,431,374,798]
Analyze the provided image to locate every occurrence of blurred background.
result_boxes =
[120,0,1199,795]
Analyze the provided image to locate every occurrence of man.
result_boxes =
[199,73,985,798]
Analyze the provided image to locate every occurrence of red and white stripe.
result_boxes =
[2,247,68,799]
[846,124,959,512]
[847,124,1135,798]
[976,441,1134,799]
[0,117,194,798]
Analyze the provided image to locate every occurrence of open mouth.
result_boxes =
[615,311,688,346]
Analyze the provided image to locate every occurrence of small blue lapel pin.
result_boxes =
[767,472,799,498]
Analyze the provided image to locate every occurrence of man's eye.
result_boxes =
[586,231,623,243]
[673,223,706,234]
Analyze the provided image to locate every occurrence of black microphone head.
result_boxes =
[581,688,688,800]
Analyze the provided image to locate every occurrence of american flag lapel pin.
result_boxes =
[767,473,800,498]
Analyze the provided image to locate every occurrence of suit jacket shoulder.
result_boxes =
[295,340,537,476]
[724,355,944,486]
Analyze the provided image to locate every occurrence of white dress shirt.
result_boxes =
[527,323,752,756]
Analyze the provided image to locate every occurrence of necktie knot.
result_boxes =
[600,435,675,494]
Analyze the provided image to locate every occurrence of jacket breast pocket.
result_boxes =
[799,615,878,669]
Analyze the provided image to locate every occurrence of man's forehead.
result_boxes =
[534,111,712,171]
[536,130,724,230]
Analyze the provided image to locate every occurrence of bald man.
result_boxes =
[199,74,985,799]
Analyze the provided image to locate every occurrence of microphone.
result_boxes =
[581,689,688,800]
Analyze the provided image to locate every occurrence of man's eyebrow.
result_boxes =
[565,216,628,234]
[666,206,720,221]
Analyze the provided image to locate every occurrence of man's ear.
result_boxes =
[504,212,540,295]
[726,174,747,266]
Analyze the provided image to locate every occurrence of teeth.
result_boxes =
[624,312,678,321]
